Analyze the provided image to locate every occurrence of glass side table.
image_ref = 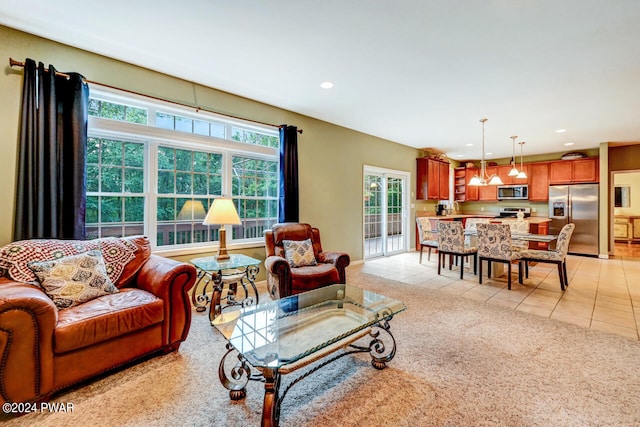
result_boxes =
[189,254,261,324]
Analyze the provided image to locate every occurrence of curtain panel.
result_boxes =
[14,58,89,241]
[278,125,299,223]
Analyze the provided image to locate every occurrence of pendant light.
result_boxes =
[508,135,519,176]
[516,141,528,179]
[468,118,504,186]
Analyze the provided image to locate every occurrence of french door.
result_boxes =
[363,166,409,259]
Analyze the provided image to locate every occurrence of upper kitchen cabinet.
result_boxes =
[527,162,550,201]
[478,166,498,201]
[416,157,450,200]
[549,158,599,184]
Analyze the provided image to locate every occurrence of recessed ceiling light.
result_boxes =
[555,129,567,133]
[457,154,464,158]
[485,152,493,156]
[564,142,575,146]
[320,81,334,89]
[465,143,474,147]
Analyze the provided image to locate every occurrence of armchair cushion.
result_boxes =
[28,250,119,310]
[283,239,318,267]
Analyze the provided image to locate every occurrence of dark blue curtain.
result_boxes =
[14,59,89,240]
[278,125,299,223]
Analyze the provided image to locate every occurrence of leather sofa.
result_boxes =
[0,235,196,406]
[264,223,350,298]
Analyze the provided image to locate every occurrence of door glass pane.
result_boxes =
[364,174,383,258]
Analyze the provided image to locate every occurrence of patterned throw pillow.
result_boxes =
[27,250,119,310]
[0,237,136,284]
[283,239,317,268]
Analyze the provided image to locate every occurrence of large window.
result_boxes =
[86,87,280,252]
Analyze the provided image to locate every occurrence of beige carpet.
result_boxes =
[5,270,640,426]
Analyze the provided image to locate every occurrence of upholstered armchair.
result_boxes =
[264,223,350,299]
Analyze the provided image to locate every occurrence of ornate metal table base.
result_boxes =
[218,320,397,427]
[191,264,259,324]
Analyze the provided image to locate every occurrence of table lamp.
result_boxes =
[203,198,241,260]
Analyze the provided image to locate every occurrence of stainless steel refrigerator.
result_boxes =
[548,184,599,256]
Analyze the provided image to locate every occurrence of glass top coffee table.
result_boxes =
[213,283,406,427]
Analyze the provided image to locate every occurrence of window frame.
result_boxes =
[87,86,279,256]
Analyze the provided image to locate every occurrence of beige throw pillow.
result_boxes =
[28,250,119,310]
[283,239,317,268]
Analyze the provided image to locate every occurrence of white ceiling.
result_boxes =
[2,0,640,160]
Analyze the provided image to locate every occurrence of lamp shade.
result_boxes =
[203,198,242,225]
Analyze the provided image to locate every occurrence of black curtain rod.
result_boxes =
[9,57,302,134]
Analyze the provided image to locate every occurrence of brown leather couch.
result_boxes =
[264,223,350,298]
[0,236,196,406]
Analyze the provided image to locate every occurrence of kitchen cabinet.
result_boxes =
[549,158,599,184]
[497,164,528,185]
[454,167,466,202]
[633,218,640,240]
[614,217,631,242]
[527,162,549,201]
[416,157,450,200]
[465,167,479,201]
[478,166,498,201]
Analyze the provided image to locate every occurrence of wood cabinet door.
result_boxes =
[497,165,514,185]
[572,158,598,182]
[549,161,573,184]
[465,168,479,201]
[439,161,450,200]
[528,163,549,201]
[478,166,498,200]
[416,158,428,200]
[427,159,441,200]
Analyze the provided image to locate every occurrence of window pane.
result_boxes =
[124,143,144,167]
[210,175,222,195]
[158,171,175,194]
[194,120,209,136]
[175,116,193,133]
[101,102,126,121]
[101,140,123,166]
[193,173,208,195]
[87,165,99,192]
[176,172,193,194]
[125,197,145,222]
[211,123,225,138]
[156,112,174,130]
[175,149,192,171]
[86,196,99,223]
[124,168,144,193]
[87,138,100,163]
[101,197,122,222]
[125,106,147,125]
[88,99,100,116]
[101,167,122,192]
[193,151,209,173]
[157,197,176,221]
[158,146,174,170]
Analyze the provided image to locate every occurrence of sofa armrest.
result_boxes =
[318,251,351,283]
[0,280,57,404]
[264,255,292,298]
[135,255,197,350]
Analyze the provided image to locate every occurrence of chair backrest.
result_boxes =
[464,218,490,233]
[555,223,576,259]
[506,219,530,234]
[476,223,513,260]
[416,217,436,243]
[264,223,323,260]
[438,221,465,252]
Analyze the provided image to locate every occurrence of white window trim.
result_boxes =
[87,86,279,254]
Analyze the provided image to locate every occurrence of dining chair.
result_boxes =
[505,219,530,251]
[437,221,477,279]
[517,223,575,291]
[476,223,523,290]
[416,217,438,263]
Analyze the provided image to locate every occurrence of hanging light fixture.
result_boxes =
[468,118,504,186]
[508,135,519,176]
[516,141,528,179]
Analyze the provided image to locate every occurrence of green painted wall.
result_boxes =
[0,25,419,266]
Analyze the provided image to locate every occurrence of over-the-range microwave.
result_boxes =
[497,185,529,200]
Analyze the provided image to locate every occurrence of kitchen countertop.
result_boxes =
[417,213,551,224]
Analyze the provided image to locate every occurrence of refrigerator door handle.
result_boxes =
[568,193,572,221]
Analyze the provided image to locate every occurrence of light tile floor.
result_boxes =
[351,251,640,341]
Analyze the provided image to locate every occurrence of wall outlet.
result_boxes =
[480,207,484,211]
[532,207,537,213]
